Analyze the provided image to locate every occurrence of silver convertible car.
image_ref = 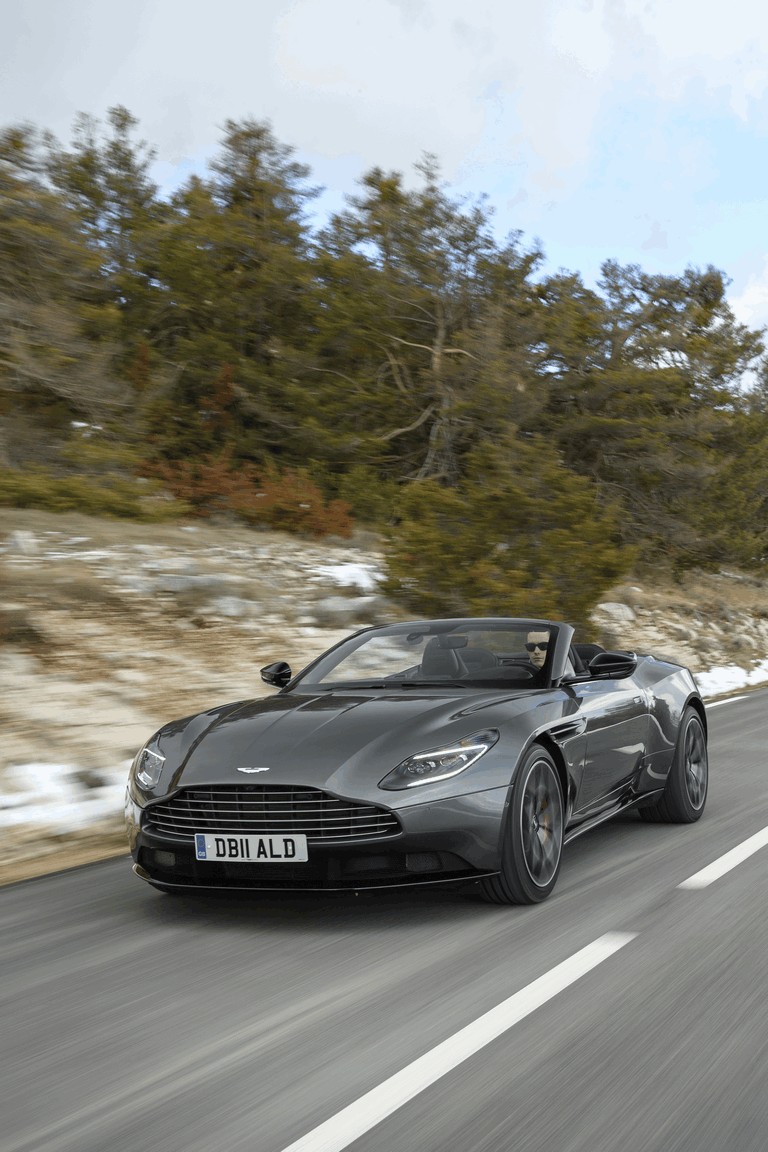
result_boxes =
[126,618,708,903]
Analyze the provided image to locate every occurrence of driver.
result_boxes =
[525,629,550,670]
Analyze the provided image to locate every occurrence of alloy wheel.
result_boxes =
[684,718,707,810]
[519,758,564,887]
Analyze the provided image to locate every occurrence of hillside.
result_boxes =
[2,509,768,884]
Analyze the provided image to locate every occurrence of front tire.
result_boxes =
[639,706,708,823]
[481,746,564,905]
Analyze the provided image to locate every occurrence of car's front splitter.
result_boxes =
[130,786,509,891]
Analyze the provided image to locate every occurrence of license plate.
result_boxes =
[194,833,308,862]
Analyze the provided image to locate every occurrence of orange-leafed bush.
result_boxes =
[146,454,354,538]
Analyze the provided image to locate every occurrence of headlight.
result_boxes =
[130,744,166,793]
[379,730,499,790]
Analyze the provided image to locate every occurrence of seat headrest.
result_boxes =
[420,637,464,678]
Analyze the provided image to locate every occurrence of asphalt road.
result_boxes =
[3,690,768,1152]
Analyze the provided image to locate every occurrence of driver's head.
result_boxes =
[526,630,550,669]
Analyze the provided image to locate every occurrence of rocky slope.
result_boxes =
[2,508,768,883]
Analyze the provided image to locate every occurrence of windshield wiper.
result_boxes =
[307,681,398,690]
[400,680,469,689]
[306,679,470,690]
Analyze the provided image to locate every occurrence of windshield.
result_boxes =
[294,620,557,689]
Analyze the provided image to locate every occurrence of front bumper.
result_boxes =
[126,786,509,891]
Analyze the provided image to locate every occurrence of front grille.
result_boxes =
[146,785,401,844]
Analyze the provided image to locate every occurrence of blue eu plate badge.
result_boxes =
[195,834,207,859]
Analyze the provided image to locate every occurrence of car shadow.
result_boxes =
[137,875,510,933]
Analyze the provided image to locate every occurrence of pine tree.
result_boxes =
[303,158,543,491]
[533,261,766,567]
[0,125,121,467]
[384,430,632,628]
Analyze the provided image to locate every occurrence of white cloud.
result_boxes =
[549,0,614,79]
[3,0,768,283]
[641,220,668,251]
[2,0,761,191]
[272,0,499,176]
[617,0,768,119]
[730,259,768,332]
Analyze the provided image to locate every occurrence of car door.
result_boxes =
[572,674,650,815]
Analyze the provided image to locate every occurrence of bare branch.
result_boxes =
[376,404,435,442]
[383,293,435,323]
[303,366,362,390]
[387,335,478,360]
[384,350,410,396]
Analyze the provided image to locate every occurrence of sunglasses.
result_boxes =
[525,641,549,652]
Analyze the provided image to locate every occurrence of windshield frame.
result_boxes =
[287,618,572,692]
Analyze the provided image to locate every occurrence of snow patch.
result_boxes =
[314,562,380,591]
[0,763,128,832]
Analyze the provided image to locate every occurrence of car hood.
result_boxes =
[160,688,542,800]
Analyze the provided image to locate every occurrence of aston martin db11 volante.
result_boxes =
[125,617,708,903]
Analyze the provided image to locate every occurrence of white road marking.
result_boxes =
[278,931,636,1152]
[706,695,748,708]
[679,825,768,889]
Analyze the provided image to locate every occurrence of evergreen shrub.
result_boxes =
[0,468,185,521]
[383,435,634,628]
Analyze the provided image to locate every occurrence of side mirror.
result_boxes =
[588,651,637,679]
[261,661,292,688]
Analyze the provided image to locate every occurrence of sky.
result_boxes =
[3,0,768,332]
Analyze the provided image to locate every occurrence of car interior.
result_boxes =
[416,638,614,683]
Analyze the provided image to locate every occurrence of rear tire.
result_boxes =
[639,706,708,823]
[481,746,564,905]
